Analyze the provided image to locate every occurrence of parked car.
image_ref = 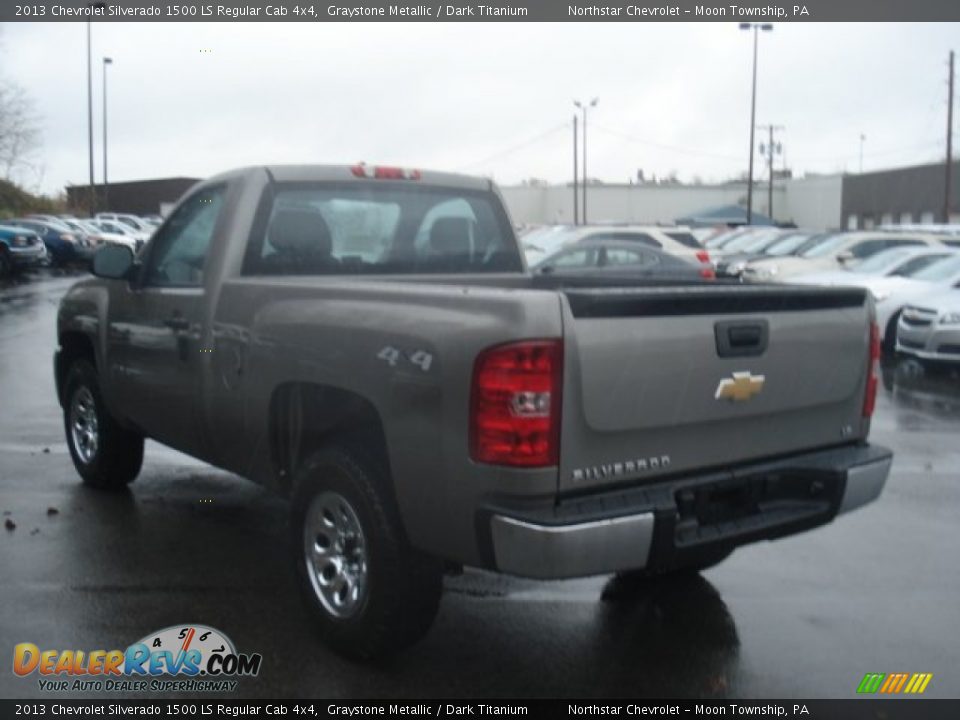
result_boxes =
[714,230,814,274]
[0,224,48,277]
[871,254,960,350]
[69,219,140,252]
[896,289,960,365]
[90,219,149,246]
[744,232,942,281]
[3,218,95,266]
[95,212,155,235]
[791,246,957,287]
[531,238,715,279]
[522,224,711,271]
[56,164,890,659]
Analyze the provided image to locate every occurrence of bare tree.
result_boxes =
[0,80,42,182]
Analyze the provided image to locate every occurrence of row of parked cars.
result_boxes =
[519,222,960,367]
[0,212,159,277]
[704,224,960,365]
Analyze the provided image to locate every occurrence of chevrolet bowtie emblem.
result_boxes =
[715,371,765,402]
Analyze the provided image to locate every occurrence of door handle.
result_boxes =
[164,316,190,331]
[714,320,769,357]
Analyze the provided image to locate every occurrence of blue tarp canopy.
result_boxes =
[675,204,775,227]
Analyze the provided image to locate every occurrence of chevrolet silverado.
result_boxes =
[55,165,893,659]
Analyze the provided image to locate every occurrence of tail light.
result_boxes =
[862,323,880,418]
[470,340,563,467]
[695,249,711,264]
[699,268,716,280]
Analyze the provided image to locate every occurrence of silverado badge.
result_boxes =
[715,371,765,402]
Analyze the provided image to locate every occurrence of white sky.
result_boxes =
[1,21,957,195]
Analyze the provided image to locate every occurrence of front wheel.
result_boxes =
[292,444,442,660]
[63,359,144,490]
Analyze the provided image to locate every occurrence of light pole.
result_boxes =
[859,133,866,174]
[102,57,113,211]
[86,22,95,214]
[740,22,772,225]
[574,97,598,224]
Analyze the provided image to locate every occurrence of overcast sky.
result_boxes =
[1,21,957,195]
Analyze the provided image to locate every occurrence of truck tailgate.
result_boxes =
[558,285,872,493]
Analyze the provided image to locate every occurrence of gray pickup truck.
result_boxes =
[55,165,892,659]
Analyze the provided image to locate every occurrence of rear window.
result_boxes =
[663,231,702,249]
[912,254,960,282]
[243,183,522,275]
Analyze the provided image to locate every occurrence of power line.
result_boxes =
[456,123,569,171]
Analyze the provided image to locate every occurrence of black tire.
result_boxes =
[883,311,902,354]
[0,248,12,279]
[292,443,442,661]
[63,359,144,490]
[608,547,734,589]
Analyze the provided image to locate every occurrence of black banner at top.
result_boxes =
[3,0,960,23]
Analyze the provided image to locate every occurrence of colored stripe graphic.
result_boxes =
[857,673,885,693]
[857,672,932,694]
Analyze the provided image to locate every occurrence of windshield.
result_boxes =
[800,233,851,258]
[522,227,580,256]
[243,183,522,276]
[851,247,913,274]
[765,233,821,256]
[911,254,960,282]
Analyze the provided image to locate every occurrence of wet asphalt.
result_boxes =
[0,270,958,700]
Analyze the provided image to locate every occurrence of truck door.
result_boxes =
[107,186,226,457]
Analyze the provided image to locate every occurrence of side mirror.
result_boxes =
[837,250,855,264]
[92,244,135,280]
[538,265,554,275]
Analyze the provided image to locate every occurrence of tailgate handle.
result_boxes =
[715,320,768,357]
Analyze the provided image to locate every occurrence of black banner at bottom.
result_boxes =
[2,699,960,720]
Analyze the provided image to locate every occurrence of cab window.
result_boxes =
[142,187,226,287]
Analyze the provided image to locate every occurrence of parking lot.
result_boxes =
[1,268,959,700]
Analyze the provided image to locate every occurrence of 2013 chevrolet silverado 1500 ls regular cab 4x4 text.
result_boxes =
[55,165,892,659]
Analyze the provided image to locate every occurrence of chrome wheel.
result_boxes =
[69,386,99,465]
[303,490,369,619]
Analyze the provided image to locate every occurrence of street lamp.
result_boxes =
[102,57,113,211]
[86,22,94,214]
[574,98,598,224]
[740,22,772,224]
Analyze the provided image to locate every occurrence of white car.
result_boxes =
[895,289,960,364]
[871,254,960,349]
[744,232,943,281]
[95,213,155,236]
[71,220,139,252]
[522,224,710,269]
[91,219,149,246]
[791,246,956,287]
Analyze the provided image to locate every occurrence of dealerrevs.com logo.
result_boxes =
[13,624,262,693]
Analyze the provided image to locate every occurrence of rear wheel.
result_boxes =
[606,547,734,595]
[292,443,442,660]
[883,311,902,354]
[63,359,144,490]
[0,248,12,279]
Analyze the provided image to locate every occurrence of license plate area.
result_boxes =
[673,472,835,547]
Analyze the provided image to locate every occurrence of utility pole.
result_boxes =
[758,124,784,221]
[573,114,579,225]
[945,50,955,224]
[859,133,866,173]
